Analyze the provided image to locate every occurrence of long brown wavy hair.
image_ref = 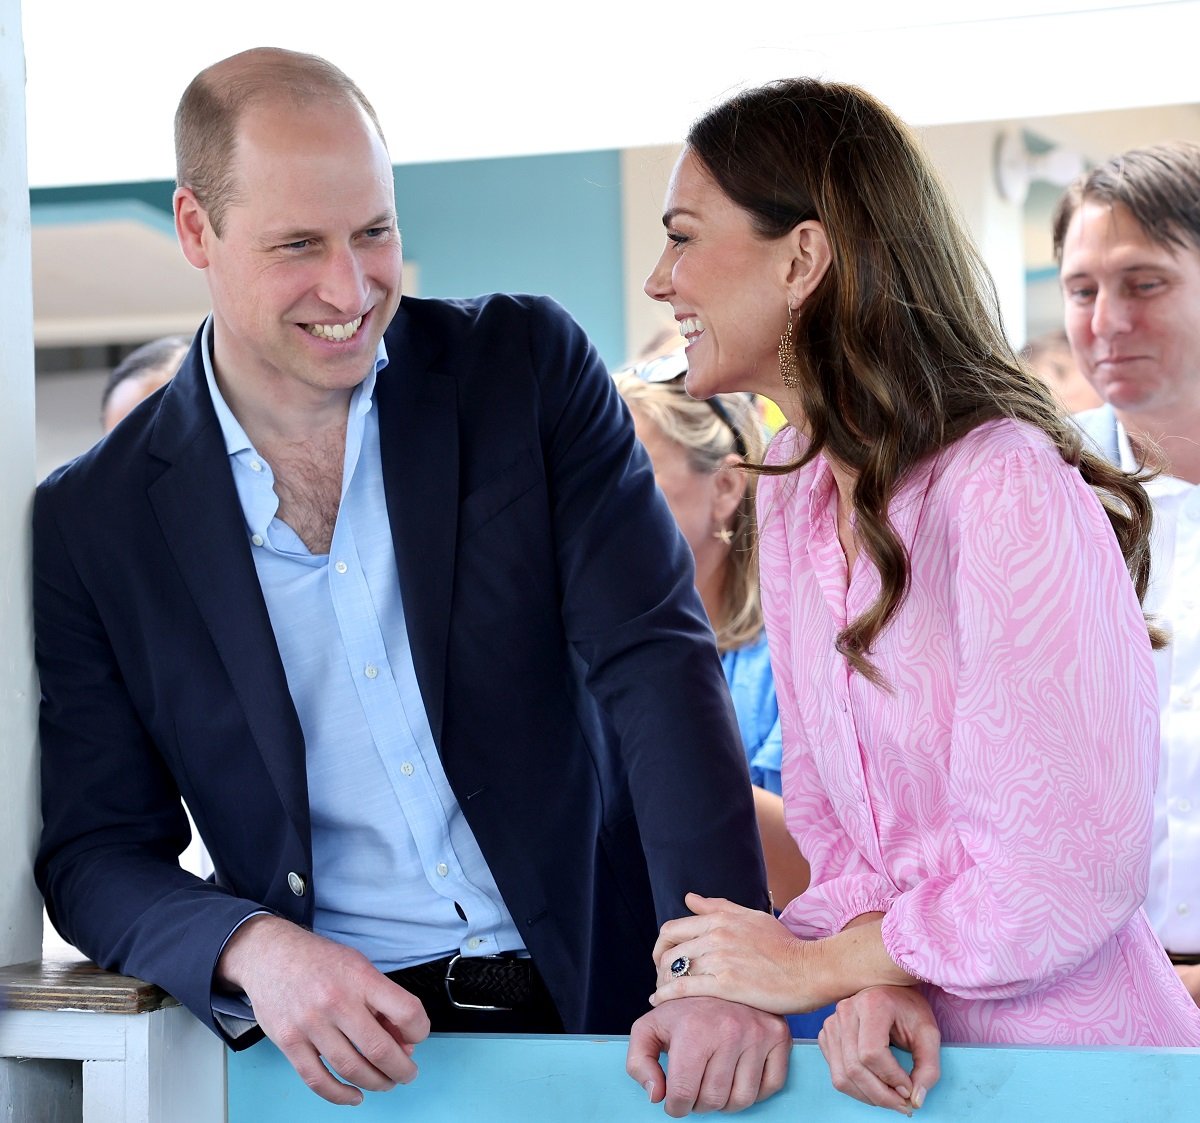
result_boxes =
[687,78,1162,685]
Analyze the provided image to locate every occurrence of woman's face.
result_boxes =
[644,148,792,402]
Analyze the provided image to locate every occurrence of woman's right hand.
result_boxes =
[817,985,941,1116]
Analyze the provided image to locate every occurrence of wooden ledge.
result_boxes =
[0,958,177,1014]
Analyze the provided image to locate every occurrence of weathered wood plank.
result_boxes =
[0,959,175,1014]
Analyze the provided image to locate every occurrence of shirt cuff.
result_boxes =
[210,909,271,1033]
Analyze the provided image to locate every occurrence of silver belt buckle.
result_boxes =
[443,952,513,1012]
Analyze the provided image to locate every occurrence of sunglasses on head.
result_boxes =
[631,353,749,458]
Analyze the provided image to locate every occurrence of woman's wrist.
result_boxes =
[787,932,842,1011]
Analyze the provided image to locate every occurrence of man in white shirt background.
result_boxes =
[1055,141,1200,1002]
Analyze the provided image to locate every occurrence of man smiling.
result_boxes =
[1056,141,1200,1004]
[33,48,788,1113]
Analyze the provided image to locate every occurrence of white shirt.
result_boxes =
[1116,422,1200,951]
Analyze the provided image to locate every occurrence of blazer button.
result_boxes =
[287,871,307,897]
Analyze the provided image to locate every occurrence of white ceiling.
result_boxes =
[20,1,1200,186]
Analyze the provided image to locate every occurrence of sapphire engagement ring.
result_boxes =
[670,955,691,978]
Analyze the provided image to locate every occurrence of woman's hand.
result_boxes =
[650,893,815,1013]
[817,986,941,1117]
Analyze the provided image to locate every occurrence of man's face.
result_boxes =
[186,96,403,407]
[1059,199,1200,419]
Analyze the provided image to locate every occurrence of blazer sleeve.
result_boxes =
[33,473,269,1046]
[528,300,770,921]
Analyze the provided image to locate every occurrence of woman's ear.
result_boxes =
[711,453,746,528]
[782,220,832,306]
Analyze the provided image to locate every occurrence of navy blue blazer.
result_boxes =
[34,294,768,1044]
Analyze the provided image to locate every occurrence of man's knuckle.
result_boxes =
[299,1066,330,1092]
[360,1037,394,1067]
[275,1026,308,1052]
[727,1086,757,1111]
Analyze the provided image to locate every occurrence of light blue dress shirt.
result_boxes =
[201,319,523,970]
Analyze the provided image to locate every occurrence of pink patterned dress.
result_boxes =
[759,419,1200,1044]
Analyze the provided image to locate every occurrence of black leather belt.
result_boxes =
[386,952,537,1012]
[1167,950,1200,967]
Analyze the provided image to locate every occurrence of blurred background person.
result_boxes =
[100,334,188,433]
[1055,141,1200,1005]
[1020,328,1102,414]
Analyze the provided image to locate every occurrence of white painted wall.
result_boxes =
[919,122,1029,347]
[620,144,681,363]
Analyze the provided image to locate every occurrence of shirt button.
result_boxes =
[1182,693,1195,708]
[1179,798,1193,814]
[335,561,348,574]
[287,871,307,896]
[400,761,415,777]
[251,534,264,547]
[467,937,484,950]
[249,459,263,473]
[436,863,449,878]
[364,664,378,680]
[1178,902,1191,915]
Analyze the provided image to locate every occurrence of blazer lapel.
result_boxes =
[375,305,460,749]
[146,347,312,840]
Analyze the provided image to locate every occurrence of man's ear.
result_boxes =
[174,187,212,269]
[782,220,832,307]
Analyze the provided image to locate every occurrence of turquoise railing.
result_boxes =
[228,1034,1200,1121]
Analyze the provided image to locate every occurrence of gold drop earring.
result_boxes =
[779,303,799,390]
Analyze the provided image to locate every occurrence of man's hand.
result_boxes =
[626,997,791,1116]
[1176,964,1200,1006]
[817,986,940,1117]
[217,915,430,1105]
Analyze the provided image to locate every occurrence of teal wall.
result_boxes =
[30,148,627,368]
[393,151,625,367]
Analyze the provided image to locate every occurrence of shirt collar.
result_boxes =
[200,315,390,458]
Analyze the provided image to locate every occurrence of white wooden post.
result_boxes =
[0,1003,225,1123]
[0,4,71,1118]
[0,0,44,971]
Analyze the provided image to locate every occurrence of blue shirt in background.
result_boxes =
[721,631,783,794]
